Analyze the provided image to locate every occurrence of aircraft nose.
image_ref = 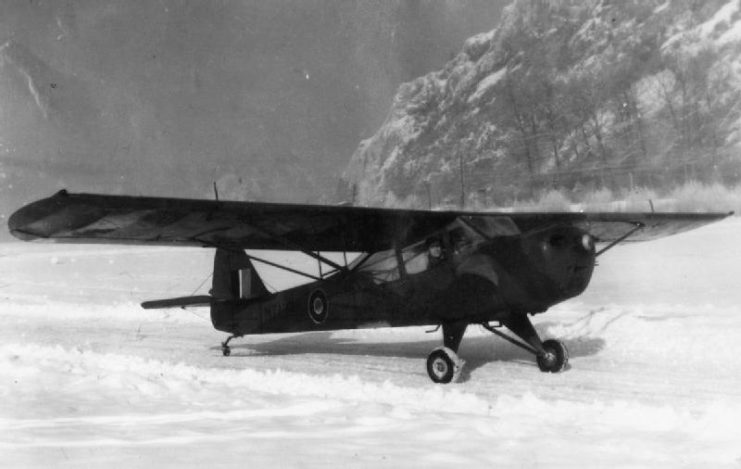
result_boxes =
[564,247,596,297]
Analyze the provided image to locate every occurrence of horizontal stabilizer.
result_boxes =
[141,295,213,309]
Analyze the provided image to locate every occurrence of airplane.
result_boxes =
[7,189,732,383]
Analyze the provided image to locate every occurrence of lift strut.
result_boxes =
[481,322,538,356]
[595,222,644,257]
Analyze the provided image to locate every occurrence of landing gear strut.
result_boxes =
[482,314,568,373]
[221,334,242,357]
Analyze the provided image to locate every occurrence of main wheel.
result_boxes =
[426,347,460,384]
[536,339,568,372]
[222,345,231,357]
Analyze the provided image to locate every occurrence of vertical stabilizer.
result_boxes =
[212,248,269,300]
[210,248,270,333]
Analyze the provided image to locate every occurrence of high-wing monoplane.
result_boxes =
[8,190,731,382]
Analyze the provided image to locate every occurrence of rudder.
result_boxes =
[211,248,269,300]
[210,248,269,333]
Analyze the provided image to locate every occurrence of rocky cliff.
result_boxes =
[346,0,741,208]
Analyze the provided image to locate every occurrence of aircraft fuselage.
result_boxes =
[211,224,596,336]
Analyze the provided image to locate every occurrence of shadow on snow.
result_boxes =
[212,323,605,381]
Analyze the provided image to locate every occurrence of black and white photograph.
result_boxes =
[2,1,741,467]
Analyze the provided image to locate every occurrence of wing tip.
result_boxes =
[7,190,71,242]
[7,206,38,241]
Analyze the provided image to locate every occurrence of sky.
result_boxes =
[0,0,505,236]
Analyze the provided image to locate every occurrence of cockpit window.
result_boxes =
[352,237,445,284]
[353,249,400,283]
[402,240,430,275]
[461,215,520,238]
[403,236,446,274]
[449,226,472,254]
[448,220,486,256]
[350,219,487,284]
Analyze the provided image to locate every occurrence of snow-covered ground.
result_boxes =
[2,218,741,468]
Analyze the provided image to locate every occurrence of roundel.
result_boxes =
[307,289,329,324]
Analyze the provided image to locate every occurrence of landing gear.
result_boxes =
[482,314,569,373]
[221,334,241,357]
[426,321,467,383]
[426,347,462,384]
[537,339,568,373]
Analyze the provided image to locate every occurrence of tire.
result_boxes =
[426,347,458,384]
[537,339,568,373]
[307,290,328,324]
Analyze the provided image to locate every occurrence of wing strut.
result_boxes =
[481,323,538,355]
[595,222,645,257]
[235,217,349,273]
[192,221,349,275]
[191,236,342,283]
[244,253,322,281]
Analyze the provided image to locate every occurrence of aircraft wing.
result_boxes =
[7,190,457,252]
[500,211,733,243]
[8,190,732,251]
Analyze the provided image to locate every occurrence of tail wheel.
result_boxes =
[221,335,240,357]
[426,347,461,384]
[537,339,569,373]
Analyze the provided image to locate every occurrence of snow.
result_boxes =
[653,2,670,14]
[699,0,740,42]
[719,15,741,46]
[664,0,741,51]
[468,67,506,103]
[3,218,741,467]
[464,30,495,52]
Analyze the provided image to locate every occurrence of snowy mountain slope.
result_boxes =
[2,219,741,467]
[346,0,741,207]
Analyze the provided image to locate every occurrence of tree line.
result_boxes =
[459,0,738,206]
